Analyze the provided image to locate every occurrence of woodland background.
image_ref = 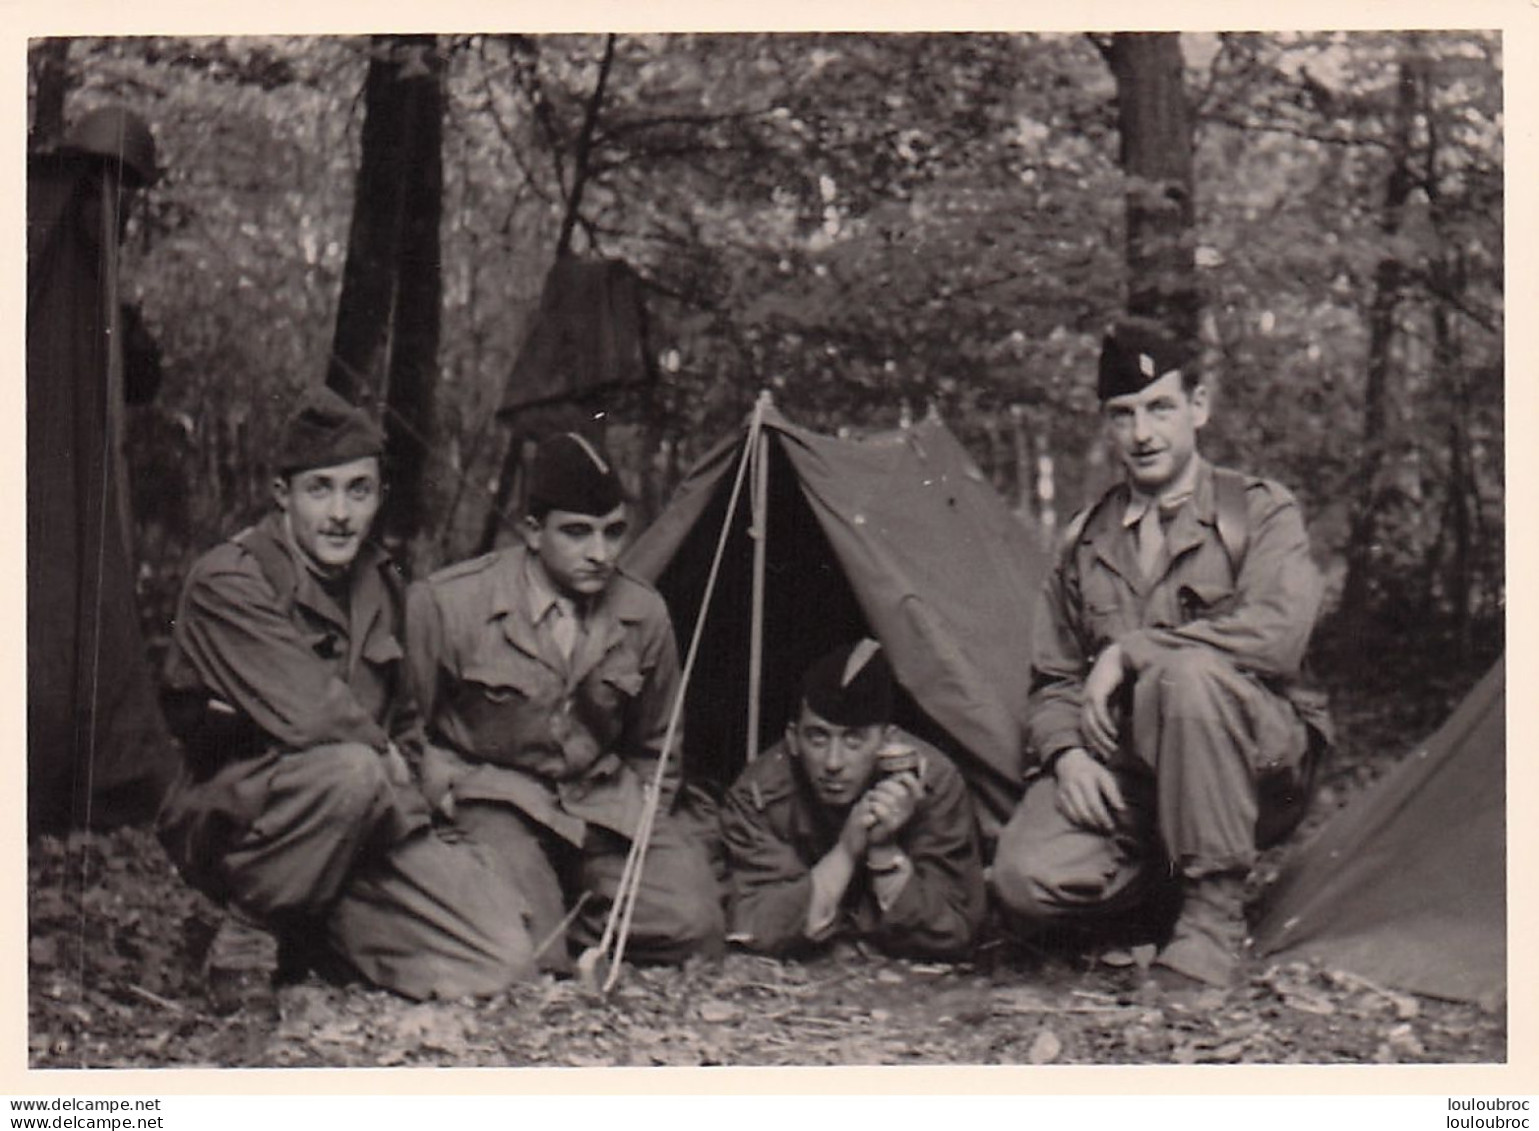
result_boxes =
[23,29,1508,1068]
[27,30,1504,683]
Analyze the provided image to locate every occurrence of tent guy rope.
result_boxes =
[577,391,773,995]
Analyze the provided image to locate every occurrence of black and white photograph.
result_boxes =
[22,16,1513,1087]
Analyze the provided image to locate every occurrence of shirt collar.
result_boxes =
[1122,456,1205,528]
[253,511,382,632]
[522,550,571,626]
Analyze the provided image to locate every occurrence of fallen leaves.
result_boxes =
[696,999,739,1023]
[1375,1023,1427,1063]
[25,826,1509,1069]
[1027,1028,1061,1064]
[1323,969,1420,1020]
[991,986,1125,1017]
[29,937,59,967]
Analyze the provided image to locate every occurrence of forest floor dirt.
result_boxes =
[28,664,1506,1069]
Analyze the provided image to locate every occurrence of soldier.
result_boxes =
[405,433,723,974]
[720,640,986,959]
[157,387,534,1014]
[991,318,1331,990]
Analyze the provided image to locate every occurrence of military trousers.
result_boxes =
[157,741,535,1000]
[448,799,725,973]
[992,649,1312,934]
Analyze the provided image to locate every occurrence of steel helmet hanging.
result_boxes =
[63,106,158,187]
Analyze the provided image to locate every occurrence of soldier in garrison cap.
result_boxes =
[719,640,985,959]
[158,386,536,1016]
[405,432,724,974]
[991,317,1333,991]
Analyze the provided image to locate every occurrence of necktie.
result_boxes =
[1136,501,1166,581]
[550,598,580,661]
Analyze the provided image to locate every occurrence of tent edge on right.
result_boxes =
[1252,658,1506,1008]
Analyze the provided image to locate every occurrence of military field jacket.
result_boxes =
[1026,460,1329,773]
[405,546,683,846]
[163,512,412,758]
[720,732,986,960]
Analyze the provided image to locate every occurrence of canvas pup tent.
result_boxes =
[622,394,1050,834]
[1253,658,1506,1006]
[574,395,1048,989]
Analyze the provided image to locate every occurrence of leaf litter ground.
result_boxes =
[29,680,1506,1069]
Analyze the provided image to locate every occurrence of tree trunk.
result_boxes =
[327,35,445,554]
[30,37,71,148]
[383,42,445,557]
[478,428,526,554]
[1105,33,1198,344]
[1421,54,1481,666]
[1339,49,1421,626]
[329,37,412,403]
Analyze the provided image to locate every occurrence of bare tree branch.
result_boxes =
[1201,112,1394,152]
[556,33,617,257]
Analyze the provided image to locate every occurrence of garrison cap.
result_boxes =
[1097,317,1192,401]
[801,639,894,728]
[528,432,624,517]
[276,386,384,475]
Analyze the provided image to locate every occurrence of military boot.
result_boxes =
[204,907,280,1018]
[1149,872,1248,990]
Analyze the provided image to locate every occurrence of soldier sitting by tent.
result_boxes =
[405,432,725,977]
[157,388,535,1014]
[719,639,986,960]
[990,318,1332,991]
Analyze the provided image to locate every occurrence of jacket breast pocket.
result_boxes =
[589,657,645,714]
[450,658,558,763]
[356,632,404,720]
[1177,581,1239,624]
[361,632,403,668]
[1078,573,1128,647]
[459,658,549,705]
[304,628,346,663]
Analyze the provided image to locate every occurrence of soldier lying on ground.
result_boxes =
[720,640,986,959]
[157,387,534,1014]
[990,317,1333,991]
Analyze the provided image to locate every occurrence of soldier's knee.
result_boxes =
[659,861,726,955]
[990,783,1064,926]
[305,743,391,826]
[988,848,1058,929]
[1140,649,1235,710]
[680,894,727,956]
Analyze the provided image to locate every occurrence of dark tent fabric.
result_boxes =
[1253,659,1505,1005]
[499,256,652,417]
[622,404,1050,834]
[27,150,177,831]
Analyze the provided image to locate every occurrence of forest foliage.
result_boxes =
[28,30,1504,679]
